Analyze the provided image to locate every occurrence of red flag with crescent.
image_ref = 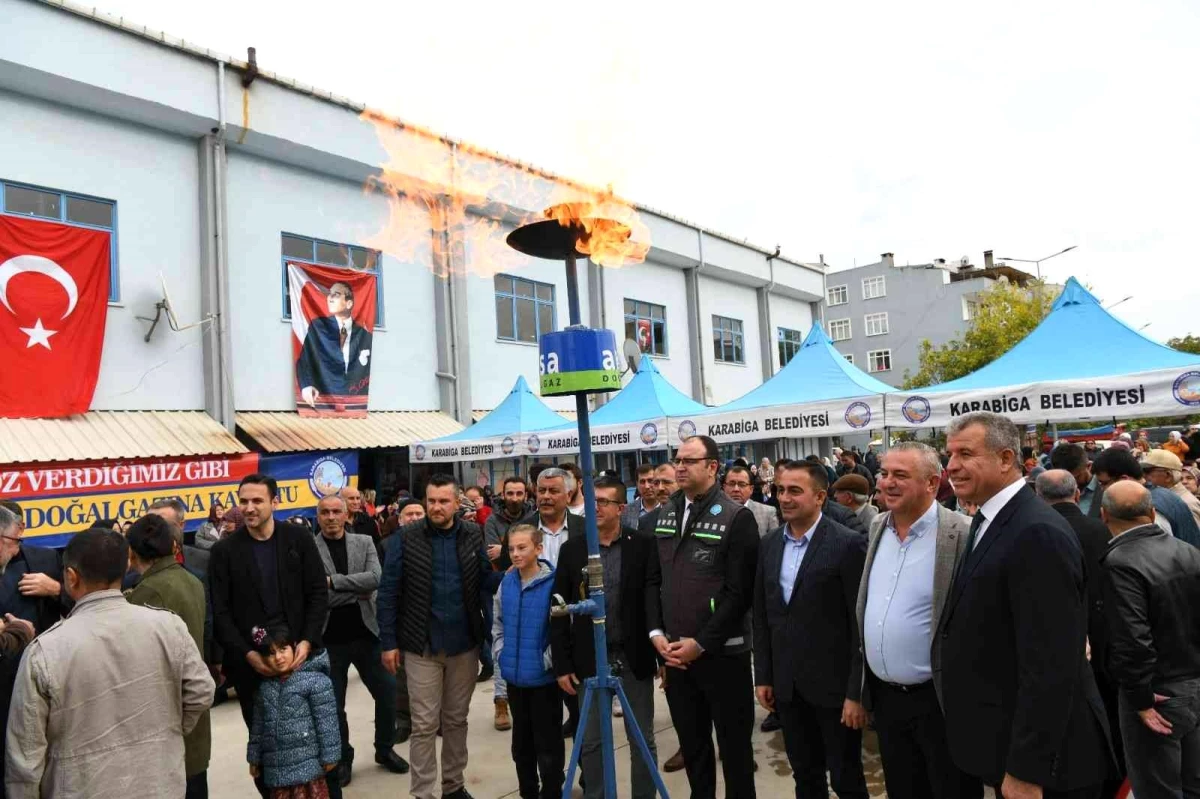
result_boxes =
[0,216,110,417]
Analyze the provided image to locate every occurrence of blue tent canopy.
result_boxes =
[430,376,568,443]
[918,277,1200,391]
[716,325,895,412]
[546,358,708,429]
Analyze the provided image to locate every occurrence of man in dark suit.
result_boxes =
[296,280,372,408]
[0,500,72,633]
[552,476,662,798]
[208,473,330,797]
[855,442,980,799]
[754,459,868,799]
[940,412,1115,798]
[1036,469,1124,794]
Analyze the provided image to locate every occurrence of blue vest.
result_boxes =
[498,562,556,688]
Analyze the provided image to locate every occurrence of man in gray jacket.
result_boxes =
[6,528,213,799]
[724,464,779,537]
[314,494,409,786]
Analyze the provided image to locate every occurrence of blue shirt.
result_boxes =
[430,526,471,656]
[1078,476,1098,515]
[1149,484,1200,549]
[780,514,820,605]
[863,502,939,685]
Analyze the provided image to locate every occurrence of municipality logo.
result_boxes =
[844,401,872,429]
[901,395,932,424]
[527,434,542,454]
[677,420,697,441]
[1174,371,1200,407]
[501,436,516,455]
[308,455,349,498]
[413,444,426,461]
[640,423,659,446]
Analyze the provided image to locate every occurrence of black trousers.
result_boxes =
[232,666,344,799]
[775,688,867,799]
[868,673,982,799]
[663,650,756,799]
[508,683,565,799]
[185,771,207,799]
[326,634,397,757]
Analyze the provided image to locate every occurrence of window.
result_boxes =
[281,234,384,326]
[862,275,887,299]
[828,318,852,341]
[712,315,744,364]
[1,180,119,302]
[963,297,978,321]
[865,312,889,337]
[868,349,892,373]
[827,284,848,306]
[495,274,555,343]
[624,299,667,356]
[844,354,855,365]
[778,327,803,367]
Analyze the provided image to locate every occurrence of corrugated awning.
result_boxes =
[237,411,463,453]
[0,411,247,464]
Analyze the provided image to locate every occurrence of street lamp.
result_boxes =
[998,245,1077,280]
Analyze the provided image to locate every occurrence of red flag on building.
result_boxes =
[288,261,377,418]
[0,216,110,417]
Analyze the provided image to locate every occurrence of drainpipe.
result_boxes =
[686,229,709,404]
[587,257,609,409]
[758,246,779,380]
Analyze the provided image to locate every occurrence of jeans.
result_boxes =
[581,663,657,799]
[326,635,397,756]
[508,683,565,799]
[1120,678,1200,799]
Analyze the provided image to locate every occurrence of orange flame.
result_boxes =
[360,109,649,276]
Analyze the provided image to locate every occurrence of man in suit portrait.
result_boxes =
[856,442,981,799]
[940,412,1115,799]
[296,280,373,408]
[753,458,868,799]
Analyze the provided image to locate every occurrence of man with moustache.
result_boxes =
[940,413,1115,798]
[622,464,662,530]
[723,464,779,537]
[754,460,868,799]
[856,443,980,799]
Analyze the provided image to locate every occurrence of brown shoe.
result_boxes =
[494,698,512,731]
[663,749,685,772]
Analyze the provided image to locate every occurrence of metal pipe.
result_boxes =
[694,229,708,401]
[211,61,234,429]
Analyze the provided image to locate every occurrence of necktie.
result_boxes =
[338,324,348,350]
[952,511,986,589]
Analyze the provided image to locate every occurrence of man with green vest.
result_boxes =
[125,513,211,799]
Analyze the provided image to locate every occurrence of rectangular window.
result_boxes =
[777,327,803,367]
[712,315,744,364]
[623,299,668,356]
[862,275,886,300]
[1,180,119,302]
[865,312,889,337]
[495,274,556,343]
[844,354,854,365]
[963,297,978,321]
[828,318,852,341]
[827,284,848,306]
[281,234,384,326]
[868,349,892,373]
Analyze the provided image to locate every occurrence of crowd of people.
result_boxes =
[0,416,1196,797]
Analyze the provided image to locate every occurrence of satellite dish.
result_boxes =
[959,255,971,267]
[622,338,642,375]
[137,272,217,342]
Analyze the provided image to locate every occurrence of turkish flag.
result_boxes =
[0,216,110,417]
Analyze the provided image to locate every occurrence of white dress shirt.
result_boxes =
[339,319,351,369]
[972,477,1027,549]
[538,516,570,566]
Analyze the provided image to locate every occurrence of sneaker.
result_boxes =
[494,698,512,731]
[613,696,623,717]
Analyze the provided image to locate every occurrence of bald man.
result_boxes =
[1101,480,1200,799]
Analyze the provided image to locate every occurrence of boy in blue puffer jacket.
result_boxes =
[492,524,563,799]
[248,626,342,798]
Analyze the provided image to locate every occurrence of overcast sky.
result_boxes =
[96,0,1198,341]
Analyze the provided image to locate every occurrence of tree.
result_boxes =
[903,280,1056,389]
[1168,334,1200,355]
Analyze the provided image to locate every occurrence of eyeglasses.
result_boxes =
[723,480,751,489]
[594,499,625,508]
[0,534,22,543]
[672,457,714,466]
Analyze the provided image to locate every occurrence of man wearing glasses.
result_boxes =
[296,280,373,409]
[649,435,760,798]
[0,501,72,634]
[723,465,779,538]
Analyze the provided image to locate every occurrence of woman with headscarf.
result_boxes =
[194,500,225,551]
[1164,430,1191,461]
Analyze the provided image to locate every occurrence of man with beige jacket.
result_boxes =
[5,527,213,799]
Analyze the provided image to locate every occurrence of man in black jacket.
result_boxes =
[1101,480,1200,799]
[940,413,1115,798]
[342,486,382,557]
[551,476,662,799]
[754,459,868,799]
[209,473,330,797]
[0,501,72,634]
[650,435,759,799]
